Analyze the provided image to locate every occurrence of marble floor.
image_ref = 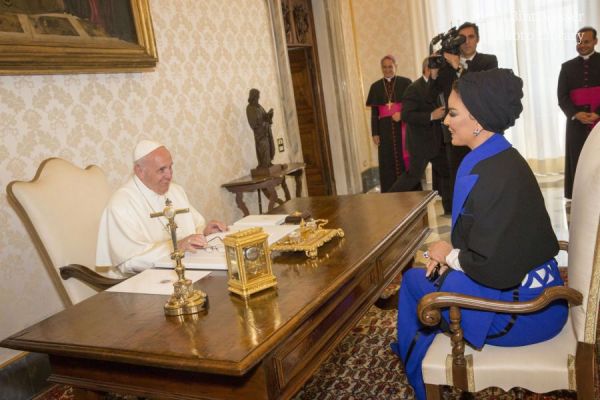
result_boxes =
[415,172,569,267]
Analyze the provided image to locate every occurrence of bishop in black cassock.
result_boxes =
[366,55,411,193]
[557,27,600,199]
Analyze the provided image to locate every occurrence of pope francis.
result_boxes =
[96,140,226,274]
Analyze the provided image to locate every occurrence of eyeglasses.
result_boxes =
[203,236,225,253]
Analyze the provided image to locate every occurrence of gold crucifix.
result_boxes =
[151,199,207,316]
[387,101,393,110]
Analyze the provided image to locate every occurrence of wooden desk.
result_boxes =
[2,192,435,400]
[222,163,305,216]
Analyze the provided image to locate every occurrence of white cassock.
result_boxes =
[96,175,206,274]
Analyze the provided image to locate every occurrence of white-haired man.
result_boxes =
[96,140,226,274]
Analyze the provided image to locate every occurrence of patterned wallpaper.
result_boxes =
[350,0,418,168]
[0,0,290,363]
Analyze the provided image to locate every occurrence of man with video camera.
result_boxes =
[389,58,451,215]
[432,22,498,204]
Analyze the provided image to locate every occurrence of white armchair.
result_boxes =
[418,123,600,399]
[7,158,124,306]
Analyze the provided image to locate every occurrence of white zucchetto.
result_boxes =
[133,140,164,163]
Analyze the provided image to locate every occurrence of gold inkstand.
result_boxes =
[270,219,344,258]
[151,199,207,316]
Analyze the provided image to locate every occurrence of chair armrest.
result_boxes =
[59,264,126,290]
[416,286,582,391]
[418,286,582,327]
[559,240,568,252]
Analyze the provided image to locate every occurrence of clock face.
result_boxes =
[244,246,260,261]
[244,245,267,279]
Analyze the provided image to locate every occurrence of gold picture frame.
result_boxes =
[0,0,158,75]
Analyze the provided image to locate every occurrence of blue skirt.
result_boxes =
[391,259,568,400]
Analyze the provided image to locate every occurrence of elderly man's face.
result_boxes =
[135,147,173,195]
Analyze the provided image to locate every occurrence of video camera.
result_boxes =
[427,27,466,69]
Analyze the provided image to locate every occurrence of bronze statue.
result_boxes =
[246,88,276,170]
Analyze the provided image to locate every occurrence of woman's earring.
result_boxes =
[473,126,482,136]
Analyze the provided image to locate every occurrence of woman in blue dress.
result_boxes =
[391,69,568,400]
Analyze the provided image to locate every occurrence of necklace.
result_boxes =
[383,77,396,110]
[133,177,170,233]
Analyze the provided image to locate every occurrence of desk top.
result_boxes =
[2,192,434,378]
[221,162,305,188]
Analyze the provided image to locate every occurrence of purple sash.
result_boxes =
[570,86,600,128]
[377,102,409,170]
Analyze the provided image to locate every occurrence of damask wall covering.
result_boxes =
[0,0,290,364]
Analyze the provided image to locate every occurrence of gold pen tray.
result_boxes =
[271,219,344,258]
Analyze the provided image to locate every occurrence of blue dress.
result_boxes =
[391,134,568,400]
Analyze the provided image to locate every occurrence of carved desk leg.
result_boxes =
[290,170,303,197]
[235,192,250,216]
[264,186,280,212]
[262,188,285,207]
[280,176,292,201]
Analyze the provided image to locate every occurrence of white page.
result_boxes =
[153,224,298,270]
[107,269,210,295]
[233,214,288,226]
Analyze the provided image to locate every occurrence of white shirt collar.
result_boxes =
[460,52,477,69]
[581,50,596,60]
[384,76,394,82]
[423,75,429,83]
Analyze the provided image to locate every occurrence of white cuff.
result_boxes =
[445,249,463,271]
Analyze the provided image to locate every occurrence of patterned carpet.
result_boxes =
[36,300,597,400]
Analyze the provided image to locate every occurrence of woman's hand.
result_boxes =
[425,259,448,280]
[428,240,453,263]
[424,240,453,279]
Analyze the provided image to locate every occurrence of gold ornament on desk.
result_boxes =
[151,199,207,316]
[270,219,344,258]
[223,227,277,298]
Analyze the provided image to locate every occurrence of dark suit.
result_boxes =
[389,77,451,212]
[557,52,600,198]
[433,52,498,204]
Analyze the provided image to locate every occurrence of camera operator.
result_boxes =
[389,58,451,215]
[432,22,498,205]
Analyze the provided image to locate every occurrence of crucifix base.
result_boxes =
[164,278,208,316]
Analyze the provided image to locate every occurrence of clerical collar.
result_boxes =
[460,52,477,69]
[133,175,167,201]
[581,51,595,60]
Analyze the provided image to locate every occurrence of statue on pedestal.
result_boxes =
[246,88,281,176]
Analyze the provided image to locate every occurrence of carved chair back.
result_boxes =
[567,122,600,347]
[7,158,112,306]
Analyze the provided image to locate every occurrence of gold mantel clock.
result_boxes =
[223,227,277,298]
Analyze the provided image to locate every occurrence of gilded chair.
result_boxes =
[8,158,124,306]
[418,123,600,399]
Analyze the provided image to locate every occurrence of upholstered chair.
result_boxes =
[418,123,600,399]
[7,158,124,306]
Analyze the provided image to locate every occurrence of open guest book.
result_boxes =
[153,215,298,270]
[107,269,211,295]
